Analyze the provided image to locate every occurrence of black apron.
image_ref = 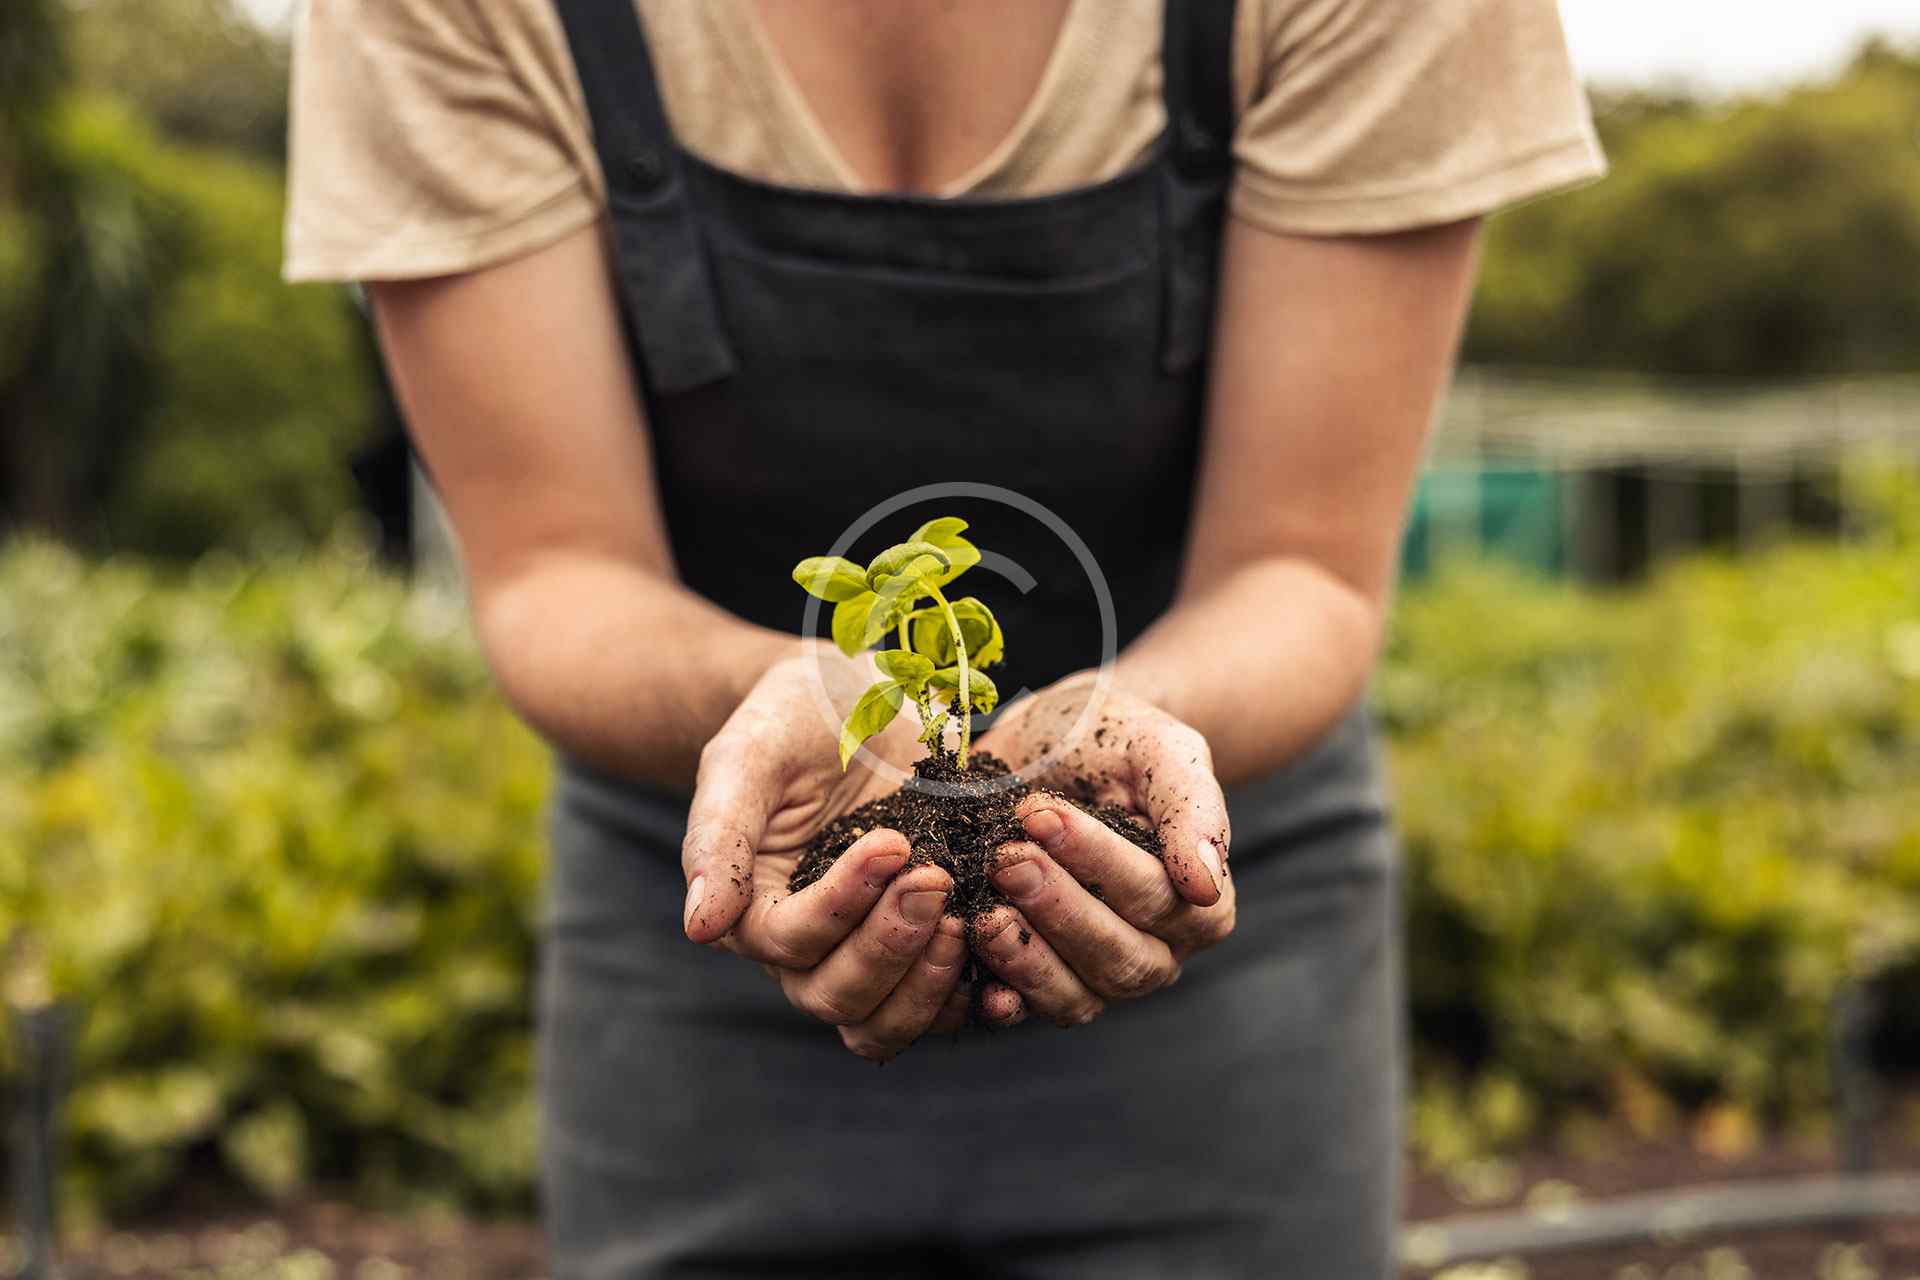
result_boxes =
[540,3,1402,1276]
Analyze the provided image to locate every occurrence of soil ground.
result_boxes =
[23,1135,1920,1278]
[1399,1129,1920,1279]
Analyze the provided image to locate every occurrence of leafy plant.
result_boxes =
[3,480,1920,1216]
[791,516,1005,768]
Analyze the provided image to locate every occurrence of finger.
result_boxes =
[732,828,910,967]
[990,840,1178,1001]
[929,981,975,1035]
[839,916,969,1061]
[970,906,1104,1028]
[1019,796,1239,956]
[977,980,1026,1027]
[1016,795,1182,933]
[680,722,787,943]
[781,865,952,1025]
[1130,721,1230,908]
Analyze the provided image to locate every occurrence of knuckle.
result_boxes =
[872,922,930,962]
[1100,950,1171,1001]
[1182,904,1236,953]
[1178,723,1214,762]
[1140,885,1185,932]
[1207,902,1238,942]
[794,985,863,1026]
[682,819,749,873]
[758,934,812,970]
[694,731,740,779]
[742,909,813,970]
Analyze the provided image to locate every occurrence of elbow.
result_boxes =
[1322,572,1386,707]
[1272,554,1389,713]
[470,566,567,736]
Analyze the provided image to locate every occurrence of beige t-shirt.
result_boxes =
[284,0,1605,282]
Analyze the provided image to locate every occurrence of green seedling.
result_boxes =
[793,516,1005,769]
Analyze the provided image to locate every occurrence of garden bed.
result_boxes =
[15,1132,1915,1278]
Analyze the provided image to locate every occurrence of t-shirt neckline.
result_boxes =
[729,0,1092,199]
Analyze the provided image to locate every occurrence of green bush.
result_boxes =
[0,95,375,558]
[104,106,375,558]
[1469,40,1920,376]
[0,536,548,1219]
[2,484,1917,1216]
[1386,540,1920,1162]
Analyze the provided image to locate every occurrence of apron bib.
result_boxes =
[540,3,1401,1275]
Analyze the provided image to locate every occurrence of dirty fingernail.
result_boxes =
[865,852,907,882]
[1022,807,1065,849]
[994,854,1045,899]
[682,874,706,932]
[902,889,947,925]
[1197,838,1224,888]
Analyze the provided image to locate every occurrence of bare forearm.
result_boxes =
[1112,557,1381,786]
[1120,219,1479,784]
[476,552,794,787]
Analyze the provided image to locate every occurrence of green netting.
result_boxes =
[1402,466,1565,581]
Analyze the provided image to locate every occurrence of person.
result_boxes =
[286,1,1604,1275]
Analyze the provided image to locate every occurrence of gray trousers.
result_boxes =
[540,708,1402,1279]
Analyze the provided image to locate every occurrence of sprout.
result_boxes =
[792,516,1004,769]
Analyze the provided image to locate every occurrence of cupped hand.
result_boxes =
[679,643,996,1059]
[966,673,1235,1027]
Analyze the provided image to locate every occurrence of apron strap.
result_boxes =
[552,0,737,396]
[1159,0,1239,374]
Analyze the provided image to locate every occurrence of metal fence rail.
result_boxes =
[1400,1172,1920,1270]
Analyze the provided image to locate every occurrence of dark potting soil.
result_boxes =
[789,750,1162,921]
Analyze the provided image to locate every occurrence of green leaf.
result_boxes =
[861,572,930,647]
[910,516,981,588]
[908,597,1005,668]
[792,556,870,602]
[839,679,905,768]
[910,517,970,545]
[864,541,951,591]
[831,592,878,657]
[874,649,934,689]
[930,666,999,714]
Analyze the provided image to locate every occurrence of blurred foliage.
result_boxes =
[2,471,1918,1215]
[1468,39,1920,376]
[6,6,1920,561]
[0,1,374,559]
[0,534,548,1219]
[66,0,291,159]
[1389,463,1920,1168]
[101,104,376,558]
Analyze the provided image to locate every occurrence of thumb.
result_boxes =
[680,724,782,944]
[1135,721,1231,908]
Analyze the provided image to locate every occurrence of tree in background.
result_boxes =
[5,13,1919,558]
[1468,40,1920,377]
[0,0,375,557]
[0,0,174,543]
[67,0,292,160]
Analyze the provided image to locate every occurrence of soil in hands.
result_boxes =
[789,749,1162,921]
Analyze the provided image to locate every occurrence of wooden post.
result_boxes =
[7,959,70,1280]
[1647,465,1699,569]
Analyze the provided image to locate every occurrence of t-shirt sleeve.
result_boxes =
[1229,0,1606,236]
[284,0,599,282]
